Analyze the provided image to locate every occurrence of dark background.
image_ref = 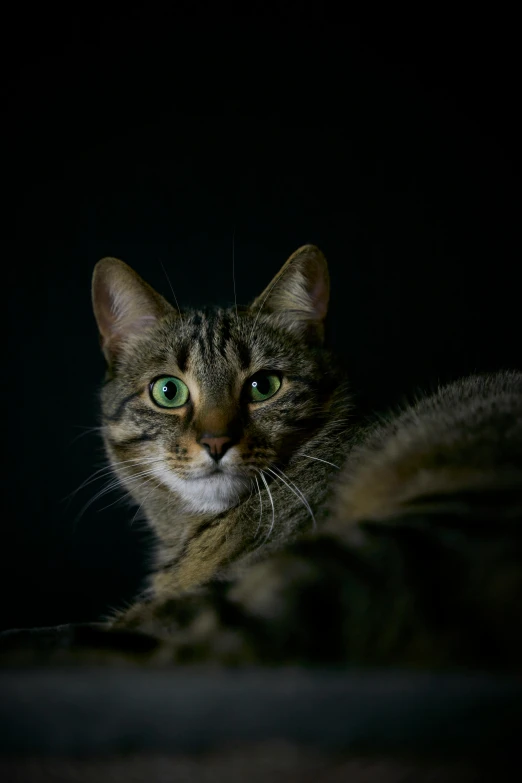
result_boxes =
[2,11,521,630]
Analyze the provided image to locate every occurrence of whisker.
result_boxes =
[254,474,263,537]
[266,464,316,530]
[258,469,275,541]
[129,478,161,527]
[72,466,164,527]
[297,453,340,470]
[244,477,255,505]
[160,259,185,327]
[72,482,122,529]
[65,457,166,501]
[97,474,160,520]
[64,466,120,502]
[68,426,104,446]
[96,490,139,515]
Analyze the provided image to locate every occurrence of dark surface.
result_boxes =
[3,14,521,629]
[1,668,520,757]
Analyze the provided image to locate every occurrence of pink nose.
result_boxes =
[199,435,233,462]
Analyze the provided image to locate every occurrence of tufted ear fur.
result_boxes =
[250,245,329,340]
[92,257,174,364]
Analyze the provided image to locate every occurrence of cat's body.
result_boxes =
[86,245,522,669]
[332,370,522,526]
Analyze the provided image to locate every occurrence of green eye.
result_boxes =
[246,371,282,402]
[150,376,190,408]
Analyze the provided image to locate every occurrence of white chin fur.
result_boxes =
[152,463,251,514]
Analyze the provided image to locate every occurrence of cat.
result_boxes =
[1,245,521,672]
[87,244,522,670]
[1,245,520,783]
[92,245,355,619]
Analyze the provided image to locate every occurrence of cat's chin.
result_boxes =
[153,466,252,515]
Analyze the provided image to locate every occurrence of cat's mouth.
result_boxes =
[150,457,252,513]
[186,464,247,481]
[170,467,252,513]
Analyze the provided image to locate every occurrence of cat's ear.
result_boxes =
[250,245,329,339]
[92,258,174,364]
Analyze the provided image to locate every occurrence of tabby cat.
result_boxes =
[86,244,522,670]
[92,245,352,610]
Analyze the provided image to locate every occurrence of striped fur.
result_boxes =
[93,246,355,609]
[90,247,522,669]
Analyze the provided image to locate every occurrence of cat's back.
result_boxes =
[332,370,522,525]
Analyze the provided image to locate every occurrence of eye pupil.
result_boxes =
[247,372,281,402]
[163,381,178,400]
[254,377,269,395]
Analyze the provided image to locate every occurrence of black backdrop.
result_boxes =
[2,12,521,630]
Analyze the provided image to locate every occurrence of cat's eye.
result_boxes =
[246,371,282,403]
[150,376,190,408]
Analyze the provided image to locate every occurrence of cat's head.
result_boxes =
[92,245,337,515]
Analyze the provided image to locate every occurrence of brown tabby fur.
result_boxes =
[84,245,522,670]
[3,245,520,674]
[93,246,354,612]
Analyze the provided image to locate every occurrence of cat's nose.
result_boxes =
[199,435,234,462]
